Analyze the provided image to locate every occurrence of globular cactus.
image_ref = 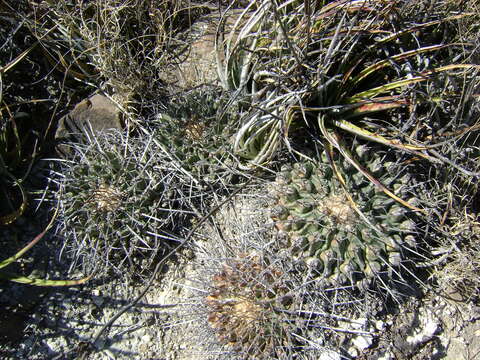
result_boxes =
[175,189,383,359]
[54,129,196,278]
[270,151,418,287]
[205,253,296,359]
[151,86,239,187]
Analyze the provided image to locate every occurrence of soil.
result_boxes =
[2,190,480,360]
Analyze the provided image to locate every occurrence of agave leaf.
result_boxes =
[0,271,92,286]
[330,118,439,162]
[0,200,88,286]
[340,96,410,117]
[218,1,266,90]
[0,229,43,270]
[235,113,280,162]
[0,183,27,226]
[372,13,474,46]
[0,200,60,269]
[349,44,463,86]
[252,120,283,165]
[319,114,425,213]
[348,64,480,102]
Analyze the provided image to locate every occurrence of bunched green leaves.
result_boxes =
[218,0,480,181]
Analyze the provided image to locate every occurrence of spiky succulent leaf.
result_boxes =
[217,0,479,180]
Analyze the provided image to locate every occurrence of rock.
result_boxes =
[319,349,342,360]
[376,320,386,331]
[348,346,359,357]
[406,308,440,346]
[353,334,374,350]
[55,94,123,156]
[163,9,246,89]
[376,351,395,360]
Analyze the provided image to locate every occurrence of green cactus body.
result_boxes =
[152,87,238,186]
[271,153,415,286]
[154,113,235,184]
[56,130,193,276]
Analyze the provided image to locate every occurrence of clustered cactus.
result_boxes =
[42,0,479,359]
[55,129,197,277]
[270,152,419,287]
[195,196,377,360]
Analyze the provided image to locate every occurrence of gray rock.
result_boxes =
[55,94,123,156]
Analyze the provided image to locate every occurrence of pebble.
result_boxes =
[377,351,394,360]
[92,295,104,307]
[406,309,439,345]
[319,350,342,360]
[141,334,153,343]
[348,346,359,357]
[376,320,386,331]
[352,334,374,350]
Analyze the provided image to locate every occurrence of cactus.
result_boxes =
[270,152,418,287]
[54,129,197,278]
[205,253,295,359]
[151,86,239,187]
[190,193,381,359]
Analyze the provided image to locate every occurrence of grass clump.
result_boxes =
[218,0,479,188]
[28,0,223,118]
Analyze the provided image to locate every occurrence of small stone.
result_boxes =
[92,295,104,307]
[351,317,367,330]
[376,320,386,331]
[94,338,106,350]
[348,346,359,357]
[352,334,373,350]
[406,309,439,345]
[377,351,395,360]
[141,334,153,343]
[319,350,342,360]
[55,94,123,157]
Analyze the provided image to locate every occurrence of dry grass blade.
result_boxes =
[318,114,426,213]
[0,42,38,74]
[0,202,91,286]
